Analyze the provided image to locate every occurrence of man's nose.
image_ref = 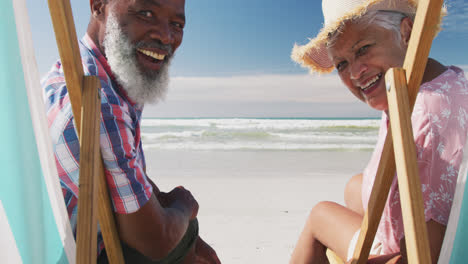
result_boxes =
[148,21,172,45]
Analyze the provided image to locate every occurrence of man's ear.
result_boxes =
[90,0,106,19]
[400,17,413,46]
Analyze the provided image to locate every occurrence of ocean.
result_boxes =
[141,118,380,152]
[143,118,378,264]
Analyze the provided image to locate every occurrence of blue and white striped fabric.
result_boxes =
[0,0,75,263]
[440,131,468,263]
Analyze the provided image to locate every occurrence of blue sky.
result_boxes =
[26,0,468,117]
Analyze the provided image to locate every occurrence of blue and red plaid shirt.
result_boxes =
[42,34,153,253]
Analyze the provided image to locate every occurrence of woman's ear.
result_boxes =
[400,17,414,46]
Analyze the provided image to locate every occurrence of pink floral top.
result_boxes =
[362,66,468,254]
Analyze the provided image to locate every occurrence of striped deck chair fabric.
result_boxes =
[439,133,468,264]
[0,0,76,263]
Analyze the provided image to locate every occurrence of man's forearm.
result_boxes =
[146,175,160,195]
[159,205,192,250]
[115,194,193,260]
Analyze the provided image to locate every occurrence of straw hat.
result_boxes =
[291,0,443,74]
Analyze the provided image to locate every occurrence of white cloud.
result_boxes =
[142,73,378,118]
[143,66,468,118]
[443,0,468,33]
[164,73,359,104]
[457,65,468,79]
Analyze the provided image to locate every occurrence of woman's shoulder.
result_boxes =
[420,65,468,95]
[412,65,468,132]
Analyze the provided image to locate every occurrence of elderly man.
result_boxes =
[43,0,220,263]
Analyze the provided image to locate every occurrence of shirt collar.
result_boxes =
[82,34,115,80]
[81,33,139,108]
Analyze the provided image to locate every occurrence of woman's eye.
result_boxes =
[336,61,348,72]
[357,45,370,56]
[139,11,153,18]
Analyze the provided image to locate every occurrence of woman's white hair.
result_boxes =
[327,10,415,48]
[365,10,414,43]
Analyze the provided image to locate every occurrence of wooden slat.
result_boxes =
[48,1,125,263]
[385,68,431,263]
[351,138,396,263]
[351,0,444,263]
[76,76,101,264]
[403,0,444,99]
[326,249,344,264]
[47,0,83,132]
[96,158,124,264]
[75,78,123,264]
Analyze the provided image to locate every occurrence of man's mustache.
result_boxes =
[135,40,173,57]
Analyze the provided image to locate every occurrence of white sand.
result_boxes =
[146,150,372,264]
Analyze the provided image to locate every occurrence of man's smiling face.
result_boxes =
[97,0,186,105]
[108,0,185,73]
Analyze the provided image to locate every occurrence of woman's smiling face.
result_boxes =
[326,18,411,111]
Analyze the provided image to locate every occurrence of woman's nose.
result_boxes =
[349,60,367,80]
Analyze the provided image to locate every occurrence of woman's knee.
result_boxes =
[344,173,363,214]
[308,201,340,224]
[303,201,338,238]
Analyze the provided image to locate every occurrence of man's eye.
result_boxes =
[336,61,348,72]
[172,21,184,29]
[139,11,153,18]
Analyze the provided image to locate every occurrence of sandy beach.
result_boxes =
[146,149,372,264]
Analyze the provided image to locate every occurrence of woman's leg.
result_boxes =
[344,173,364,216]
[289,201,362,264]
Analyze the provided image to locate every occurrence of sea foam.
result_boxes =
[141,118,380,151]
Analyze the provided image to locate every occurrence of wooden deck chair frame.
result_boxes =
[346,0,445,263]
[46,0,445,263]
[48,0,125,263]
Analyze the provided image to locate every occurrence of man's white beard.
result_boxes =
[103,13,171,106]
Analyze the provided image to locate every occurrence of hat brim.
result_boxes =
[291,0,423,74]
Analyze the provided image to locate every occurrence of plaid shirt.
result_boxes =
[42,34,153,253]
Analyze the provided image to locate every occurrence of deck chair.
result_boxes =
[46,0,126,263]
[0,0,76,263]
[1,0,125,263]
[326,0,447,263]
[349,0,448,263]
[438,136,468,263]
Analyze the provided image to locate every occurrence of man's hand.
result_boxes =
[194,236,221,264]
[158,186,199,219]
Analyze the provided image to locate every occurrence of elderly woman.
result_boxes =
[289,0,468,263]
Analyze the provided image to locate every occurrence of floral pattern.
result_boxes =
[361,66,468,254]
